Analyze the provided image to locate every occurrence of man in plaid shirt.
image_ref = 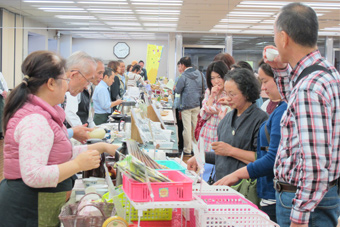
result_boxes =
[264,3,340,227]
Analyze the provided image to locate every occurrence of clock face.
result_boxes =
[113,42,130,59]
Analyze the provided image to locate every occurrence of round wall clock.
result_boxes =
[113,42,130,59]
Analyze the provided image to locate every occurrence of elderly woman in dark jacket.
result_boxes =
[188,69,268,202]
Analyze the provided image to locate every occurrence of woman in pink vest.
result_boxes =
[0,51,119,226]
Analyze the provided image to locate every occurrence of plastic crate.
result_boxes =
[199,213,279,227]
[156,160,186,174]
[192,184,244,197]
[112,191,173,222]
[188,194,270,227]
[200,194,258,209]
[122,170,193,202]
[131,208,186,227]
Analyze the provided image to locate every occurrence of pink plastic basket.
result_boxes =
[200,194,258,209]
[122,170,193,202]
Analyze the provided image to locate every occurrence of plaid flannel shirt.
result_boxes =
[273,50,340,224]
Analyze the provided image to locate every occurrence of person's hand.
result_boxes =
[103,143,119,156]
[218,107,229,120]
[214,173,239,186]
[217,97,229,106]
[187,156,198,172]
[211,141,233,156]
[290,223,308,227]
[210,86,220,97]
[72,124,93,144]
[116,99,124,105]
[205,105,219,115]
[74,150,101,171]
[263,45,287,69]
[2,90,7,99]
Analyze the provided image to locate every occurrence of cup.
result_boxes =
[266,48,279,61]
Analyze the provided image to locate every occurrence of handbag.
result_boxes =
[231,179,261,207]
[194,113,207,141]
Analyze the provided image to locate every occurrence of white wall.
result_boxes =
[28,33,46,55]
[72,38,168,78]
[23,18,51,59]
[1,9,24,88]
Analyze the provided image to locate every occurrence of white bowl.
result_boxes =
[266,48,279,61]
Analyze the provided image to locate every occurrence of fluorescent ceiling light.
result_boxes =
[24,0,74,2]
[237,5,281,8]
[99,16,136,20]
[55,15,96,19]
[131,0,182,2]
[136,10,180,13]
[132,3,182,6]
[322,27,340,31]
[261,20,276,24]
[66,22,104,26]
[111,27,144,30]
[39,7,84,10]
[145,27,176,31]
[214,25,250,29]
[87,9,132,12]
[229,12,274,16]
[143,23,177,27]
[249,25,274,29]
[209,29,242,33]
[220,19,260,23]
[242,30,274,34]
[139,17,178,21]
[78,1,128,4]
[106,22,141,26]
[240,1,289,6]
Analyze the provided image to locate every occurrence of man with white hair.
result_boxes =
[65,58,104,129]
[63,51,97,143]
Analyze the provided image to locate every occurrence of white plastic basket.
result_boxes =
[192,184,245,197]
[198,213,279,227]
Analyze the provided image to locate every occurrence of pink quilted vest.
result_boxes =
[3,94,72,179]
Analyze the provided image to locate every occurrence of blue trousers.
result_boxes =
[275,185,340,227]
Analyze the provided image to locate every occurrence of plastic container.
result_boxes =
[191,194,270,227]
[197,213,279,227]
[154,141,174,149]
[155,160,186,174]
[199,194,258,209]
[109,191,172,221]
[122,170,193,202]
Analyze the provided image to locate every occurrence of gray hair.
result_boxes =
[276,2,318,47]
[66,51,97,74]
[93,57,104,64]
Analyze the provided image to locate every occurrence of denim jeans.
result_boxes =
[276,185,340,227]
[261,203,277,223]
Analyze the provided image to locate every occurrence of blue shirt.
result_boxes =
[247,101,287,199]
[92,80,112,114]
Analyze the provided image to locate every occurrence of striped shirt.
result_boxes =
[198,89,230,153]
[273,50,340,224]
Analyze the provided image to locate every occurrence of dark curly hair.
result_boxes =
[224,68,260,103]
